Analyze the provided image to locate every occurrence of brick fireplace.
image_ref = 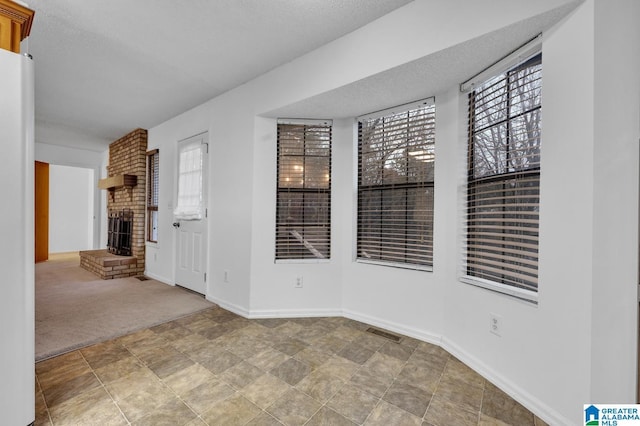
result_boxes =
[80,128,148,279]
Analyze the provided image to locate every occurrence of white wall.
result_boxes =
[145,1,639,424]
[35,142,106,249]
[49,165,94,252]
[0,49,35,426]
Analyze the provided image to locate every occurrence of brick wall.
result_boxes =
[106,128,148,275]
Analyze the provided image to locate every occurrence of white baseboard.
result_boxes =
[441,337,572,426]
[206,296,251,318]
[144,271,173,285]
[342,309,442,347]
[246,308,343,319]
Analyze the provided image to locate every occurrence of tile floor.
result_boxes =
[35,306,547,426]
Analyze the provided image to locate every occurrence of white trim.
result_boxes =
[355,258,433,272]
[441,337,572,426]
[358,97,435,122]
[275,259,331,265]
[459,275,538,304]
[143,271,173,286]
[206,296,251,318]
[246,308,343,319]
[460,34,542,92]
[277,118,332,126]
[342,309,442,346]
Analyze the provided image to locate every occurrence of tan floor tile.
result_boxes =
[246,411,285,425]
[273,321,304,337]
[330,326,363,342]
[408,349,448,373]
[81,340,132,369]
[106,369,176,423]
[395,362,442,394]
[363,352,405,380]
[181,380,236,415]
[241,373,291,409]
[295,369,345,403]
[132,397,197,426]
[478,413,513,426]
[294,347,331,370]
[312,334,348,354]
[267,388,322,426]
[351,332,388,351]
[201,393,261,426]
[377,341,415,361]
[481,383,535,426]
[327,383,379,424]
[315,355,360,381]
[306,407,357,426]
[247,348,290,371]
[383,381,432,417]
[37,352,92,392]
[270,358,311,386]
[272,338,309,356]
[35,390,52,426]
[434,374,483,413]
[42,370,102,408]
[219,361,265,389]
[147,352,195,379]
[169,333,210,353]
[94,356,145,384]
[364,400,422,426]
[34,308,542,426]
[49,386,127,426]
[225,335,271,359]
[337,342,375,365]
[350,366,394,398]
[425,397,479,426]
[442,357,485,389]
[163,363,218,396]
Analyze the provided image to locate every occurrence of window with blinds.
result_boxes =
[464,53,541,294]
[357,100,435,268]
[147,150,159,243]
[276,121,331,260]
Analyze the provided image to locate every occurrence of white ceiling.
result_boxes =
[25,0,581,152]
[26,0,414,151]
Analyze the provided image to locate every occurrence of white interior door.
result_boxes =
[174,133,208,295]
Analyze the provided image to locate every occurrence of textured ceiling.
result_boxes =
[266,2,581,120]
[26,0,414,150]
[26,0,581,151]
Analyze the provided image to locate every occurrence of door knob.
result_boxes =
[172,222,180,228]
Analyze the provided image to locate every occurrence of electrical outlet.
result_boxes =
[489,313,502,336]
[295,276,303,288]
[223,270,229,283]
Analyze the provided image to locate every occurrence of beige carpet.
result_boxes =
[35,252,214,361]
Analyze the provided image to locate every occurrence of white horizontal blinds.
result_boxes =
[357,102,435,267]
[466,53,542,292]
[276,121,331,260]
[147,150,159,242]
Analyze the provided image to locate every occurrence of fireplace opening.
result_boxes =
[107,209,133,256]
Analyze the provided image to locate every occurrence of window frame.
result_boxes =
[146,149,159,243]
[275,119,332,262]
[356,98,436,271]
[461,51,542,303]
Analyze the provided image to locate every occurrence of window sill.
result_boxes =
[356,258,433,272]
[275,258,331,265]
[459,275,538,304]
